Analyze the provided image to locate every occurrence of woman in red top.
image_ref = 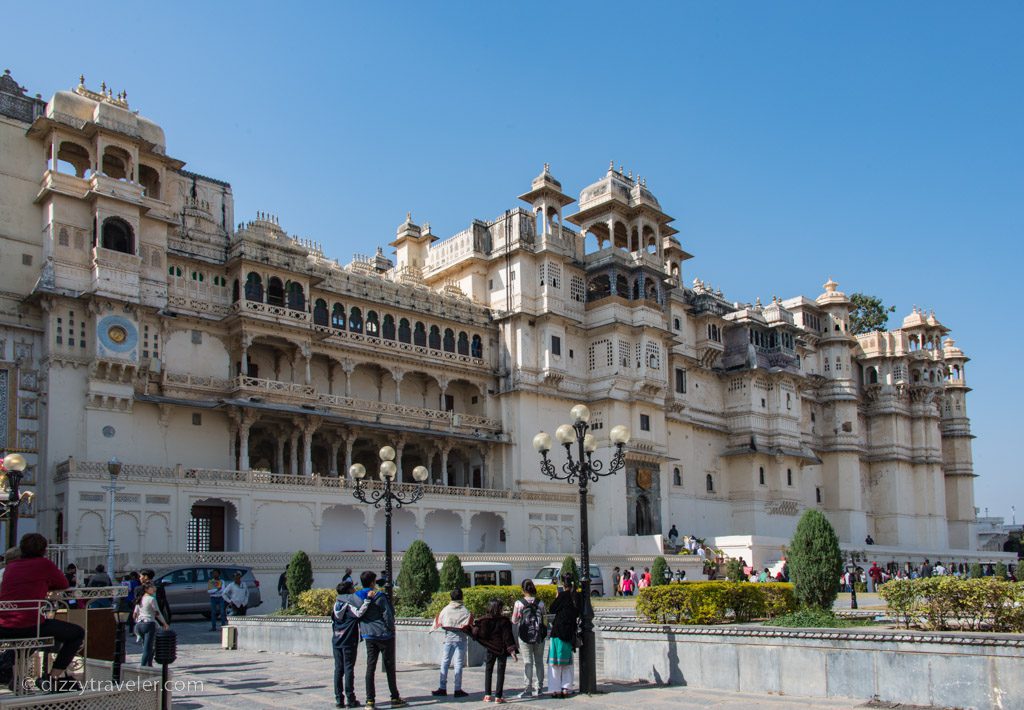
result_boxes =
[0,533,85,691]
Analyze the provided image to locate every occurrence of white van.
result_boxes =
[436,561,513,587]
[530,565,605,596]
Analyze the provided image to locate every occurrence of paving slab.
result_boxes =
[137,620,885,709]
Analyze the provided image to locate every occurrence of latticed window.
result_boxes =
[187,517,210,553]
[618,340,631,368]
[570,275,585,302]
[646,341,661,369]
[547,262,561,289]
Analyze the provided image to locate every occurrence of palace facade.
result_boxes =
[0,70,979,568]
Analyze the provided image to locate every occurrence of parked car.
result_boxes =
[151,565,262,616]
[435,562,513,587]
[530,564,605,596]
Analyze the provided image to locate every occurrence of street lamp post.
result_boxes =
[1,453,31,549]
[848,554,859,610]
[105,458,122,578]
[350,446,429,595]
[533,404,630,695]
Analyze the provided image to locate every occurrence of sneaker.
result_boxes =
[365,702,375,709]
[483,696,493,703]
[431,688,448,697]
[453,689,469,698]
[495,699,506,705]
[390,699,407,708]
[515,691,532,699]
[347,702,361,709]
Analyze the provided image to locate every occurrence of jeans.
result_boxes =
[333,642,358,704]
[364,638,399,702]
[0,619,85,672]
[209,597,226,628]
[438,636,467,691]
[522,640,545,693]
[484,650,508,698]
[137,621,157,666]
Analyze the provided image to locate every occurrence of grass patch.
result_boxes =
[763,607,855,628]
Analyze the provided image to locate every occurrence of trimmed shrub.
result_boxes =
[788,510,843,610]
[879,577,1024,632]
[396,540,440,610]
[969,563,983,579]
[994,562,1008,580]
[423,584,558,620]
[439,554,467,592]
[286,550,314,606]
[651,557,670,586]
[560,556,580,587]
[636,581,795,625]
[297,588,336,616]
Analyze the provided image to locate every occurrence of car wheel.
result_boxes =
[591,590,600,597]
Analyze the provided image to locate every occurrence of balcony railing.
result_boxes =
[233,376,502,431]
[53,458,579,504]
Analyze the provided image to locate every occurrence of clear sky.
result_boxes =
[7,2,1021,524]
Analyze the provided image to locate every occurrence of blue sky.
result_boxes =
[7,2,1021,524]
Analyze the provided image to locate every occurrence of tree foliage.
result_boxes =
[787,510,844,610]
[651,556,670,586]
[286,550,314,604]
[438,554,467,592]
[396,539,439,609]
[560,556,580,587]
[724,558,745,582]
[849,293,896,335]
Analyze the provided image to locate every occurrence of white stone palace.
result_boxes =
[0,70,986,570]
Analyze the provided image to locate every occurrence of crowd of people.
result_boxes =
[846,559,1019,592]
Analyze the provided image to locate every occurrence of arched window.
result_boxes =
[398,318,411,343]
[673,467,682,486]
[231,279,239,302]
[286,282,305,311]
[139,164,161,199]
[168,265,182,278]
[245,272,263,302]
[443,328,455,353]
[428,325,441,350]
[331,303,346,329]
[382,314,395,340]
[470,334,483,358]
[101,146,131,180]
[706,474,715,493]
[100,217,134,254]
[349,307,363,333]
[414,322,427,347]
[313,299,329,326]
[457,331,469,355]
[366,310,380,337]
[868,367,878,384]
[759,467,765,485]
[787,468,793,486]
[267,277,284,306]
[616,274,629,298]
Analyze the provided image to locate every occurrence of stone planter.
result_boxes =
[230,617,488,666]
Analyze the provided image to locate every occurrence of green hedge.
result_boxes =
[423,584,558,620]
[636,581,796,624]
[296,588,336,616]
[879,576,1024,631]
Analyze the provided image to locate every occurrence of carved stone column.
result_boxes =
[328,434,342,476]
[288,427,300,476]
[342,360,355,398]
[392,369,404,405]
[301,416,321,476]
[440,444,452,487]
[275,429,288,474]
[344,432,357,478]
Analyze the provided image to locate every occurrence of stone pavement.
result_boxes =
[138,620,878,710]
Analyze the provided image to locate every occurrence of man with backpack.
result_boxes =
[511,579,548,698]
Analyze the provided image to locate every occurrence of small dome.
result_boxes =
[901,307,928,329]
[814,277,850,306]
[48,90,95,122]
[942,338,964,358]
[530,163,562,191]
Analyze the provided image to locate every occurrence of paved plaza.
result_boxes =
[143,619,887,710]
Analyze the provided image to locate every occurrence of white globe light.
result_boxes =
[380,460,398,480]
[412,465,429,482]
[555,424,576,445]
[533,432,553,453]
[609,425,631,445]
[349,463,367,480]
[583,433,597,453]
[379,446,396,462]
[570,404,591,423]
[2,453,27,473]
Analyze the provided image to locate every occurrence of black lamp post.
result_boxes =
[533,404,630,695]
[1,453,31,549]
[849,556,859,610]
[111,605,131,682]
[350,446,429,595]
